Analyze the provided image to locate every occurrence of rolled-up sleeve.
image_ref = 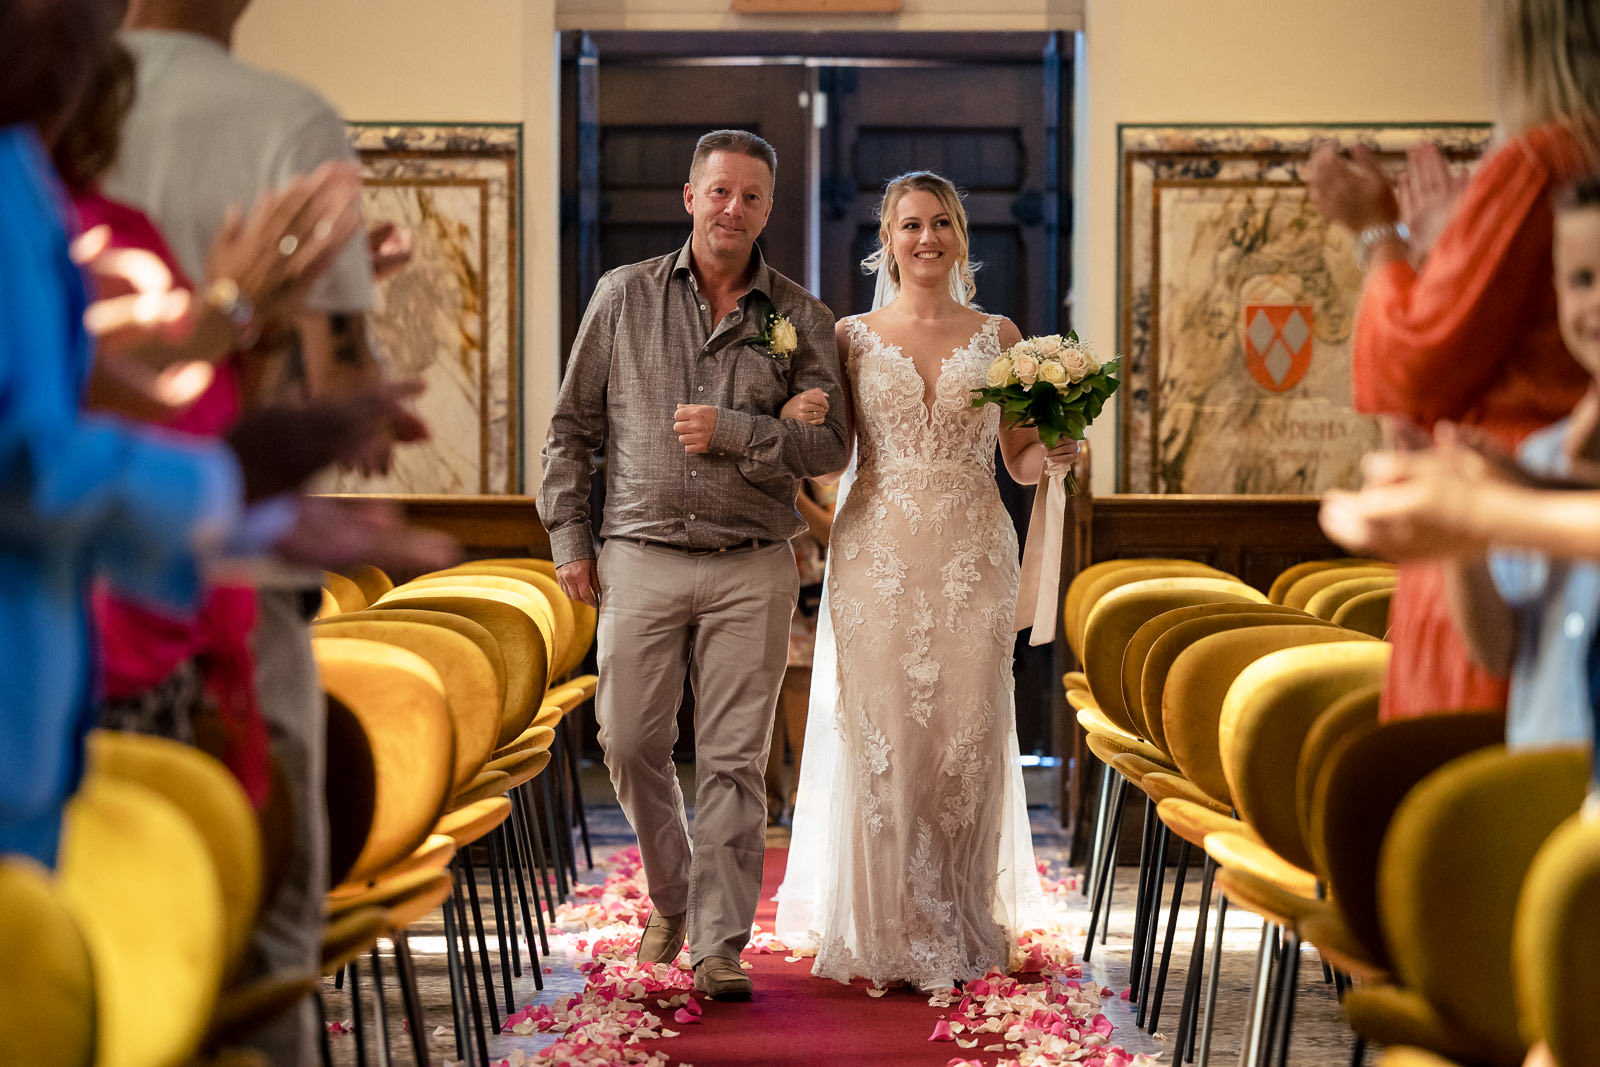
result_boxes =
[537,274,619,567]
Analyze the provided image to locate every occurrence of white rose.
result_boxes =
[1037,360,1068,387]
[1013,353,1040,387]
[770,316,799,355]
[1060,346,1092,379]
[986,355,1016,387]
[1035,335,1064,358]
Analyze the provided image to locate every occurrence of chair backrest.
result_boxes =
[469,559,595,670]
[426,565,579,679]
[86,731,261,981]
[1082,583,1264,736]
[1282,565,1396,611]
[1266,557,1383,604]
[372,589,549,746]
[1513,813,1600,1067]
[1122,602,1310,743]
[322,570,368,615]
[58,775,225,1067]
[341,564,395,604]
[1295,682,1381,873]
[311,637,455,884]
[1067,560,1227,660]
[1331,587,1394,638]
[1377,745,1589,1065]
[1139,613,1337,755]
[1217,642,1391,871]
[0,857,94,1067]
[324,694,378,890]
[396,576,557,671]
[1303,575,1396,621]
[1309,710,1505,974]
[330,608,507,709]
[313,617,502,797]
[1162,625,1380,805]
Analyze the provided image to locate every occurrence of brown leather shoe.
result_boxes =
[636,909,686,964]
[693,954,753,1000]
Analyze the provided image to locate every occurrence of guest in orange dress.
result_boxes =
[1305,0,1600,720]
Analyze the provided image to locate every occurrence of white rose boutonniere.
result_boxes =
[747,304,798,361]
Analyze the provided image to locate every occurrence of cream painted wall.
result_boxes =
[235,0,1492,496]
[1075,0,1492,491]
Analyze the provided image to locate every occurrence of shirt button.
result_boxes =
[1566,611,1585,639]
[697,385,704,392]
[690,470,698,478]
[688,513,697,521]
[699,304,707,311]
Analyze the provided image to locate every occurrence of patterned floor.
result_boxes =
[318,766,1369,1066]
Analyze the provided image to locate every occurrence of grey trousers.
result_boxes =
[595,539,797,964]
[243,588,328,1066]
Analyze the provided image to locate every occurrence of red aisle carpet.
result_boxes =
[638,847,961,1066]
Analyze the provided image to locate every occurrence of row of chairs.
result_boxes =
[311,559,598,1066]
[1066,556,1600,1067]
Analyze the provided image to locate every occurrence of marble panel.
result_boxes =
[1118,124,1491,493]
[327,123,522,495]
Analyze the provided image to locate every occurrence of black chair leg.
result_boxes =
[1176,856,1216,1061]
[449,867,491,1066]
[513,801,553,953]
[1269,935,1302,1067]
[518,786,560,923]
[348,958,370,1067]
[1196,894,1229,1067]
[1085,755,1110,898]
[1128,800,1159,1001]
[368,943,394,1067]
[501,822,544,989]
[1146,836,1191,1034]
[1083,774,1128,961]
[316,984,334,1067]
[393,930,432,1067]
[1349,1035,1367,1067]
[460,850,503,1033]
[488,830,521,979]
[537,775,573,896]
[561,714,595,868]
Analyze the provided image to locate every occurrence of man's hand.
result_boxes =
[780,387,829,425]
[556,558,600,607]
[368,221,415,283]
[674,404,718,454]
[1304,142,1399,234]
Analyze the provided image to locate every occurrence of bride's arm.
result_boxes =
[811,321,858,485]
[992,317,1079,484]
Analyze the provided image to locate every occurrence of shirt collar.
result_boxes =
[672,237,775,303]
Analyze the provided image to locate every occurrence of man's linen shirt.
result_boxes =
[539,240,847,567]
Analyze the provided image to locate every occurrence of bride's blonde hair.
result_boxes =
[861,171,979,304]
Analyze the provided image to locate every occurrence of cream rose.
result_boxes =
[1035,335,1064,358]
[770,316,799,355]
[1060,346,1092,379]
[986,355,1016,387]
[1012,353,1040,387]
[1037,359,1068,387]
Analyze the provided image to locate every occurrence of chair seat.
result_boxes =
[381,870,455,930]
[449,770,510,809]
[1343,985,1483,1066]
[1141,771,1231,814]
[486,748,552,791]
[1203,829,1318,898]
[1212,866,1318,930]
[434,797,513,849]
[379,833,458,881]
[1377,1049,1465,1067]
[1108,751,1173,787]
[1156,796,1251,850]
[1299,908,1391,982]
[329,866,451,921]
[320,906,389,975]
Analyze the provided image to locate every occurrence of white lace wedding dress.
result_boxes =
[775,313,1044,990]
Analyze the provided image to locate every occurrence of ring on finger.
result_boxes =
[278,233,300,256]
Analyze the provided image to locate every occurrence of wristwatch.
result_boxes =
[1355,220,1410,270]
[203,277,259,348]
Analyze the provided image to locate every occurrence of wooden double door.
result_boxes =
[558,32,1075,756]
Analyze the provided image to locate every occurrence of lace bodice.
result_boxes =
[845,314,1004,481]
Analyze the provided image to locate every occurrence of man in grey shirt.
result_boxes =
[539,129,848,1000]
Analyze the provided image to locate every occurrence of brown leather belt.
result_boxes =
[628,538,781,556]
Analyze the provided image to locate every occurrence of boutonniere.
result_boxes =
[745,303,799,361]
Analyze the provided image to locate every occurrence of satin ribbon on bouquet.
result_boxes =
[1013,468,1070,646]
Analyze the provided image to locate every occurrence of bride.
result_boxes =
[774,171,1078,990]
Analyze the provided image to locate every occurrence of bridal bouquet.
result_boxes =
[972,332,1120,491]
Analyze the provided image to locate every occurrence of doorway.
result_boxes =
[557,31,1076,756]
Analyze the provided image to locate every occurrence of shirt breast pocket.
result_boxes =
[729,347,793,416]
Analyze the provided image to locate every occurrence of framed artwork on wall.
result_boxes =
[325,122,523,495]
[1117,123,1491,494]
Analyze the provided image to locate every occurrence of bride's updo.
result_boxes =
[862,171,979,304]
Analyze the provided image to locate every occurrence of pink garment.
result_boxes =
[75,190,268,808]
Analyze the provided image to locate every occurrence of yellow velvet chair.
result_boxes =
[1302,575,1397,621]
[1331,587,1394,639]
[1266,558,1385,604]
[0,857,95,1067]
[1280,564,1396,612]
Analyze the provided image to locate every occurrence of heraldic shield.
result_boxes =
[1243,303,1314,393]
